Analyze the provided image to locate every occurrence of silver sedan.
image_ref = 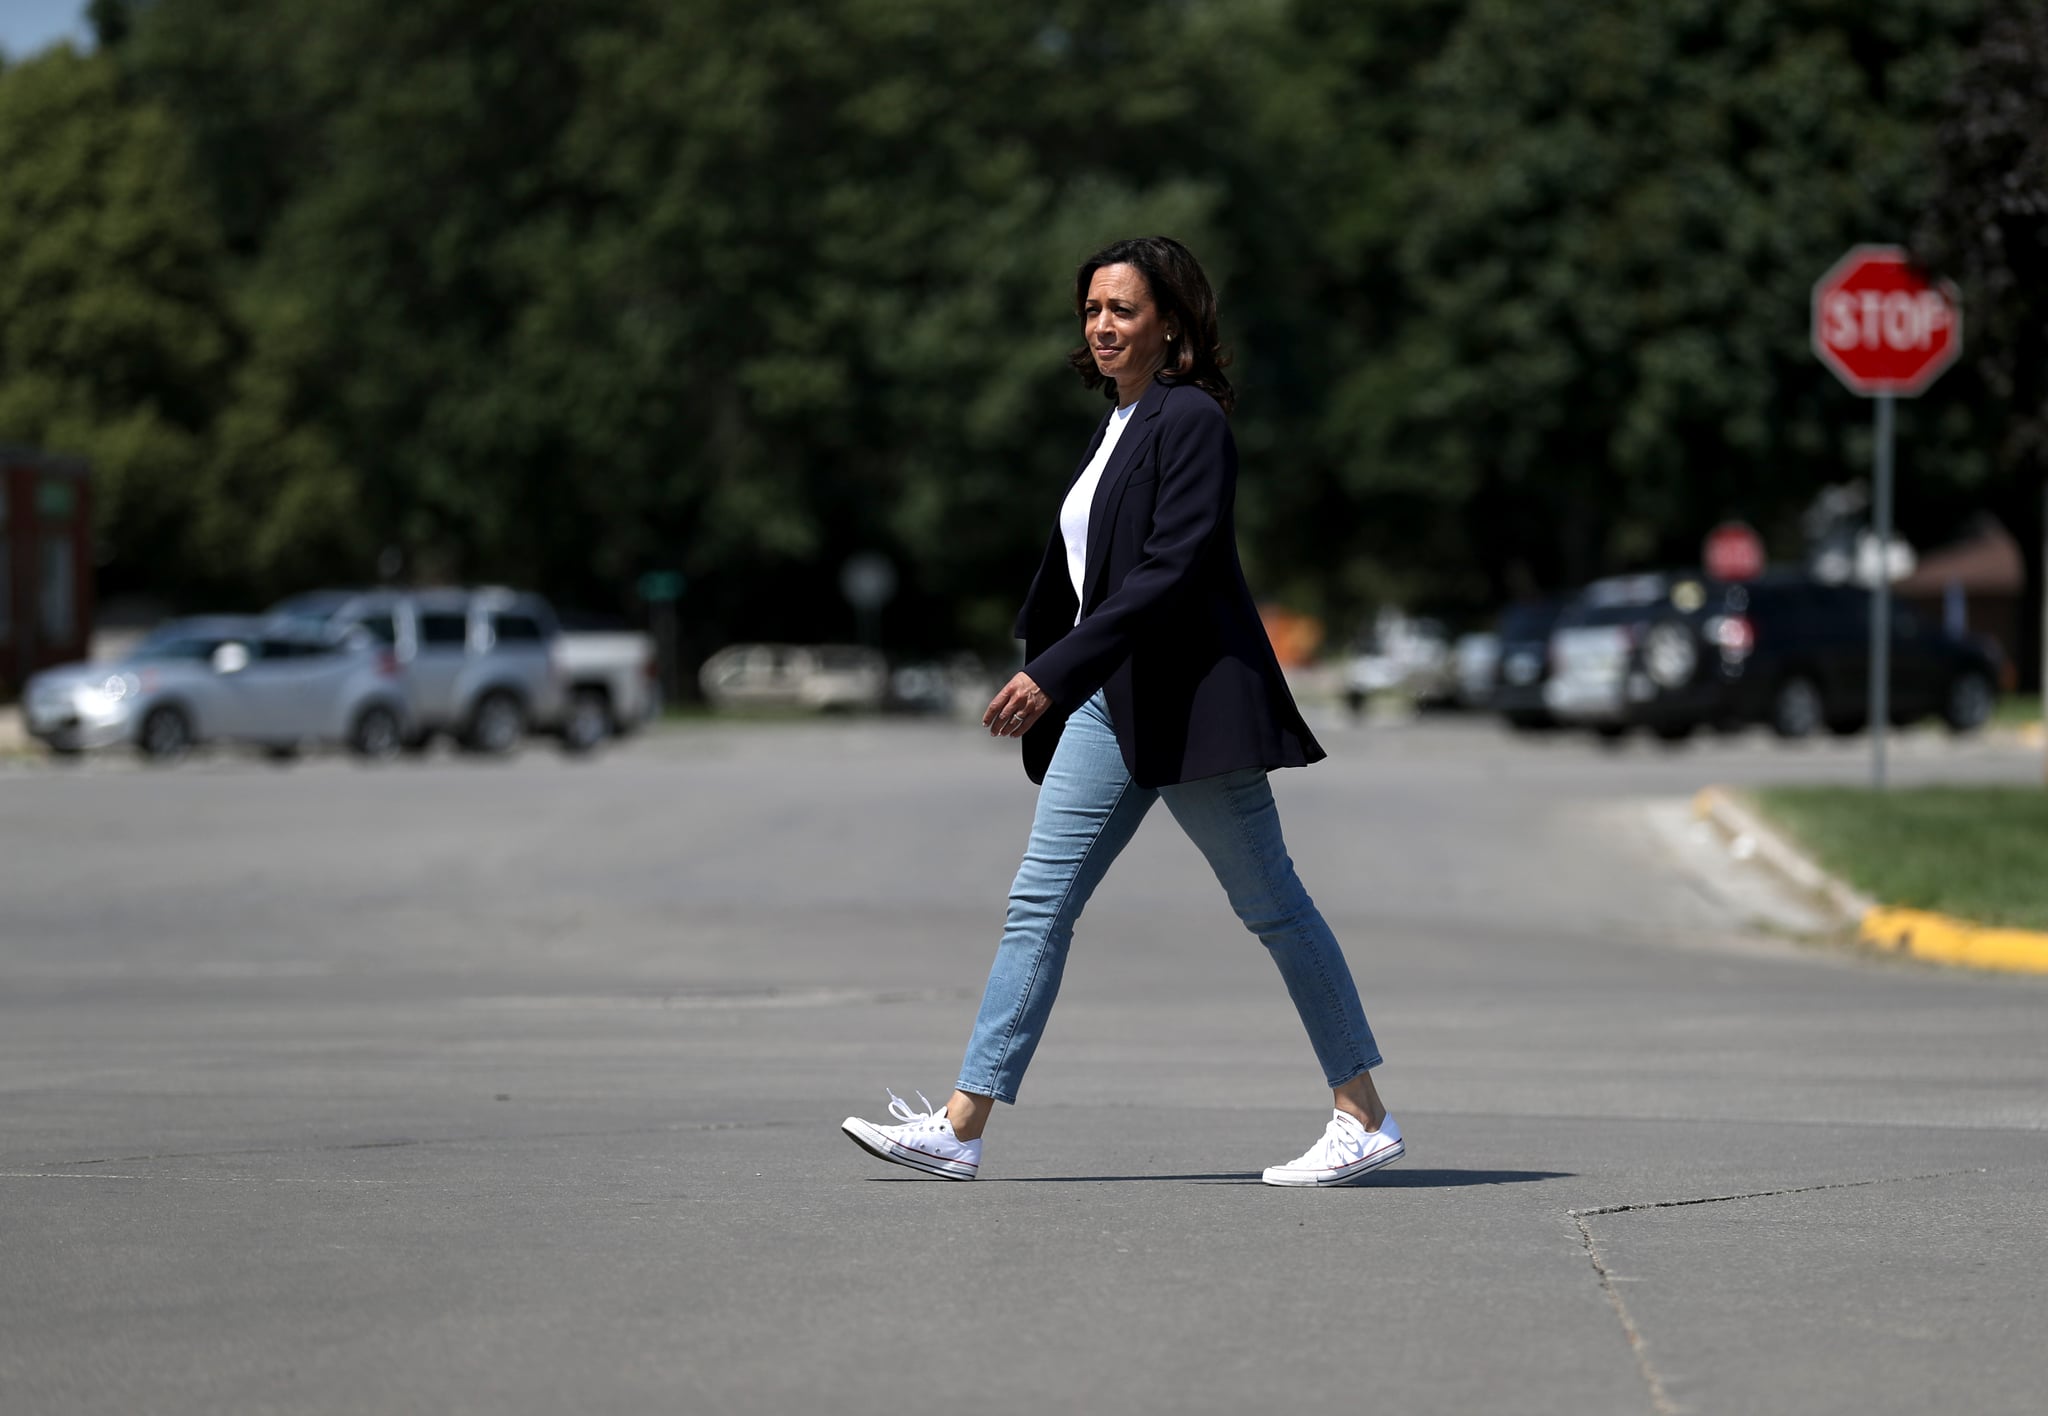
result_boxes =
[22,617,412,763]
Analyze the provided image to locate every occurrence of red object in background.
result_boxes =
[1258,605,1325,668]
[1703,521,1765,582]
[1811,245,1963,397]
[2,448,94,696]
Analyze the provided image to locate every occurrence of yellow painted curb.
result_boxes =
[1860,907,2048,976]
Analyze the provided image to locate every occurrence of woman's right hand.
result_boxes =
[983,673,1052,738]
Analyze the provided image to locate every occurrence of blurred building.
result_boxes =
[1,447,94,698]
[1895,516,2025,688]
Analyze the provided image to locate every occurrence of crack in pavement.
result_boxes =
[1568,1169,1987,1415]
[1570,1167,1986,1220]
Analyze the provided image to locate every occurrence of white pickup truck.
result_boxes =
[553,612,661,750]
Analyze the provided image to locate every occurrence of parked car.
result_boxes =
[887,654,993,717]
[699,644,888,712]
[1341,610,1452,717]
[1450,631,1501,710]
[267,587,566,755]
[1490,596,1567,730]
[1543,575,1670,737]
[553,610,662,749]
[1544,571,2001,741]
[21,616,409,762]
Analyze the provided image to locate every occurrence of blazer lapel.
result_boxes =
[1079,379,1170,609]
[1062,408,1115,496]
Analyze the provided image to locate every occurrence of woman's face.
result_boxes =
[1084,264,1173,394]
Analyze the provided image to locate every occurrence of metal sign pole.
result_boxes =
[1870,393,1895,791]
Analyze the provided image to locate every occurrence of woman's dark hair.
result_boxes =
[1066,236,1234,414]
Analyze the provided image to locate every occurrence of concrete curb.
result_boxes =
[1690,786,1876,922]
[1693,786,2048,977]
[1860,907,2048,975]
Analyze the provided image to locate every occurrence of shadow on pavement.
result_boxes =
[934,1169,1574,1186]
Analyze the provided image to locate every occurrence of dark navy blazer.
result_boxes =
[1014,377,1325,788]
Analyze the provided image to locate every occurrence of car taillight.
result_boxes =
[1710,614,1754,660]
[376,649,401,677]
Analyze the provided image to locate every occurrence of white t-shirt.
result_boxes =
[1059,401,1139,623]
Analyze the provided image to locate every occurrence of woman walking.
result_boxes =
[843,237,1400,1186]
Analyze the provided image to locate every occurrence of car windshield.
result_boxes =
[265,594,353,630]
[266,609,334,635]
[1557,603,1656,629]
[1497,603,1560,639]
[1555,575,1690,629]
[127,633,229,663]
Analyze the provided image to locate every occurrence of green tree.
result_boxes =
[1366,0,1995,601]
[0,46,238,600]
[1916,1,2048,690]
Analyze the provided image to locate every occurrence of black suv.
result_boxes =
[1583,572,1999,740]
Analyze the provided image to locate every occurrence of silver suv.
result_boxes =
[267,588,564,755]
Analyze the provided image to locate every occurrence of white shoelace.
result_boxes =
[886,1088,947,1132]
[1298,1115,1367,1168]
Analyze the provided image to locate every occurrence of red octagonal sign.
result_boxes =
[1811,245,1963,397]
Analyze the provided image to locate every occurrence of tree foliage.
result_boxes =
[1916,0,2048,684]
[0,0,2030,670]
[0,45,235,596]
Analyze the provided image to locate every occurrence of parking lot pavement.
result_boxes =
[3,715,2046,1415]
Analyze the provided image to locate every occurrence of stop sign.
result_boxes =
[1703,521,1764,582]
[1811,245,1963,397]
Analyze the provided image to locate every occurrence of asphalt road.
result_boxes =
[3,712,2045,1415]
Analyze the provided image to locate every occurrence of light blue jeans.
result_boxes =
[958,691,1382,1103]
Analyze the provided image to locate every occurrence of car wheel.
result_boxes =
[462,690,526,756]
[1770,677,1823,739]
[558,689,612,755]
[137,706,193,764]
[350,705,404,761]
[1942,672,1994,733]
[1642,619,1697,690]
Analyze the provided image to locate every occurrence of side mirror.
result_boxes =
[212,642,251,675]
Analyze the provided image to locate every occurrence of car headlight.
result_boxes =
[76,674,140,718]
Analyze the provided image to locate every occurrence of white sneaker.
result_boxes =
[842,1090,981,1181]
[1261,1111,1404,1187]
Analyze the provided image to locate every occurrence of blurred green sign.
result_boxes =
[637,570,685,603]
[38,480,76,521]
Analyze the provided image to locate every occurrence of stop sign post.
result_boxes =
[1811,245,1963,789]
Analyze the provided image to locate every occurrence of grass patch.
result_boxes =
[1992,693,2042,729]
[1748,786,2048,930]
